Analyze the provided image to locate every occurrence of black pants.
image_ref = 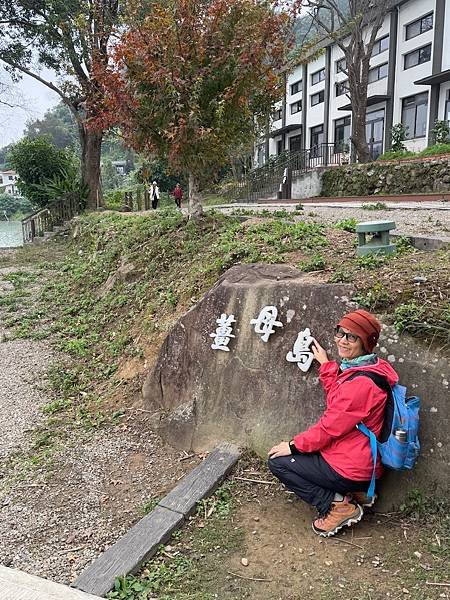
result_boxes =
[152,197,158,209]
[268,453,371,516]
[175,198,181,209]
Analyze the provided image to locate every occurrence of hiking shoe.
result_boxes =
[351,492,378,508]
[312,497,363,537]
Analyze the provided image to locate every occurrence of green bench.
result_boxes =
[356,220,396,256]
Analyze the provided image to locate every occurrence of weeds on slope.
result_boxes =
[1,210,448,479]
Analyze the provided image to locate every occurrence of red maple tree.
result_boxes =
[94,0,298,216]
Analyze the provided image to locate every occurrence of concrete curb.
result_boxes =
[0,565,102,600]
[73,442,241,597]
[391,233,450,250]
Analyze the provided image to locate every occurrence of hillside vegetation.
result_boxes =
[3,210,448,427]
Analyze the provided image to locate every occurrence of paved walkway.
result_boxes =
[1,566,101,600]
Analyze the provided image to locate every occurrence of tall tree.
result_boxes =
[94,0,296,216]
[303,0,392,163]
[0,0,120,208]
[24,102,79,150]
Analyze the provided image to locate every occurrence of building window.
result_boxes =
[372,35,389,57]
[335,80,349,97]
[405,13,433,40]
[290,80,302,95]
[334,116,351,152]
[311,90,324,106]
[311,68,325,86]
[290,100,302,114]
[311,124,324,147]
[289,134,302,152]
[368,62,388,83]
[336,57,347,73]
[272,108,282,121]
[402,92,428,138]
[404,44,432,69]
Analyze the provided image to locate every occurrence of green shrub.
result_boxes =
[361,202,388,211]
[356,253,386,269]
[335,218,357,232]
[430,119,450,145]
[299,253,326,272]
[393,301,426,333]
[377,150,416,161]
[8,136,75,206]
[390,123,408,152]
[353,283,390,309]
[394,235,413,254]
[104,189,125,210]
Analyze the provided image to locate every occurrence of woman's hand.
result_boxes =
[311,338,329,365]
[268,441,291,458]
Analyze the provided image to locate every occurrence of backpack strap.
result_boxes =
[345,370,391,396]
[345,371,391,501]
[356,423,377,500]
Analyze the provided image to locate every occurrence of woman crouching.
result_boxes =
[268,309,398,537]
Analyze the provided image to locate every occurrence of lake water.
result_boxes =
[0,221,24,248]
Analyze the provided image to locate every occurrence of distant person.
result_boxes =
[172,183,183,209]
[150,181,160,210]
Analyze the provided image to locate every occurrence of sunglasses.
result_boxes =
[334,326,360,343]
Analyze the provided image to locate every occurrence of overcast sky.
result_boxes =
[1,66,59,148]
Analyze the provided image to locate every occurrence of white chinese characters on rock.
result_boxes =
[286,327,314,372]
[210,313,236,351]
[250,305,283,342]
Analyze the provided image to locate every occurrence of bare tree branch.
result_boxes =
[301,0,391,162]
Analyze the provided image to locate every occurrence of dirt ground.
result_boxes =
[144,457,449,600]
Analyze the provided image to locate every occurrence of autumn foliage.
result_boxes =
[94,0,297,214]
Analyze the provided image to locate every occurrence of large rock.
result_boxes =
[143,264,449,508]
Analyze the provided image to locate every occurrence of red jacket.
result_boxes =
[172,186,183,200]
[293,358,398,481]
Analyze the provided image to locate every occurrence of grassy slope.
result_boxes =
[4,210,447,421]
[1,211,448,470]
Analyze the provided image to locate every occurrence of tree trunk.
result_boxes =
[188,172,204,219]
[79,123,103,210]
[351,102,371,164]
[348,58,371,164]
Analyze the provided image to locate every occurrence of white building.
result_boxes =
[258,0,450,165]
[0,170,19,196]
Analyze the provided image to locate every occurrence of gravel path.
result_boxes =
[0,424,197,585]
[214,204,450,238]
[0,249,198,585]
[0,266,55,461]
[0,339,54,461]
[299,205,450,238]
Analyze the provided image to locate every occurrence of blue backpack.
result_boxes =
[347,371,421,500]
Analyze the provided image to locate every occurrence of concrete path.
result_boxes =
[1,566,102,600]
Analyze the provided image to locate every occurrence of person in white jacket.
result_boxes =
[150,181,160,210]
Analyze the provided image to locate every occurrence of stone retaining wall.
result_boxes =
[321,155,450,197]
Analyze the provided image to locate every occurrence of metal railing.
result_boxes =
[225,143,349,203]
[22,193,81,243]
